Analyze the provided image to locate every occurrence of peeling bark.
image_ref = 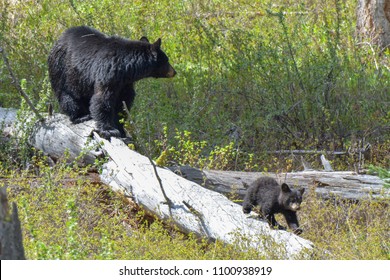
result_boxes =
[357,0,390,50]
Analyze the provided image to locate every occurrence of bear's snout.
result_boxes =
[166,64,176,78]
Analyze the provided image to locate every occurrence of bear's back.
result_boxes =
[58,26,108,51]
[61,26,150,51]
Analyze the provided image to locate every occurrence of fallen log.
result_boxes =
[2,108,387,202]
[97,134,313,258]
[0,109,314,258]
[169,166,389,201]
[0,108,100,164]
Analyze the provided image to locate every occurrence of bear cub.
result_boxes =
[48,26,176,139]
[242,177,305,235]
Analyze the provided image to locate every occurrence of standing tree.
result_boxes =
[356,0,390,51]
[0,188,25,260]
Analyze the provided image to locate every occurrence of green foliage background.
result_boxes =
[1,0,389,168]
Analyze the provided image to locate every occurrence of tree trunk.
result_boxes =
[356,0,390,50]
[0,187,25,260]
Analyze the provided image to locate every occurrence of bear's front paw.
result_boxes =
[97,128,122,139]
[72,115,92,124]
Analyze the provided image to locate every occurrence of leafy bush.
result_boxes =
[154,126,239,170]
[299,188,390,259]
[0,0,389,167]
[369,165,390,188]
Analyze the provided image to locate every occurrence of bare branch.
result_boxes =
[0,47,44,121]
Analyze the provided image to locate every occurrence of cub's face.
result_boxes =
[280,183,305,212]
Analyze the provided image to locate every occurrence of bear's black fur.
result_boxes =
[242,177,305,235]
[48,26,176,139]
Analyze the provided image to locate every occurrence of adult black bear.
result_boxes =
[48,26,176,139]
[242,177,305,235]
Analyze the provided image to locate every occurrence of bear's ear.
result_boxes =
[299,188,305,195]
[151,38,161,59]
[140,36,149,43]
[281,183,291,193]
[152,38,162,49]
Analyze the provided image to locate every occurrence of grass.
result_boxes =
[3,156,389,260]
[3,163,264,260]
[299,188,389,259]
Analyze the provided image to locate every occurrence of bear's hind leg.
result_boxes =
[72,115,93,124]
[242,183,255,214]
[89,88,121,139]
[242,194,255,214]
[59,93,91,123]
[242,202,253,214]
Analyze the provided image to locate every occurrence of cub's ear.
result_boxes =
[281,183,291,193]
[300,188,305,195]
[140,36,149,43]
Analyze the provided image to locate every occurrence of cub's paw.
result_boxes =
[293,228,303,235]
[276,225,287,231]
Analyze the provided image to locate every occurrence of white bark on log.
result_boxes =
[1,109,314,258]
[1,108,99,164]
[0,108,17,127]
[29,114,100,164]
[96,134,313,258]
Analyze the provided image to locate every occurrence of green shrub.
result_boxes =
[369,165,390,188]
[299,187,390,259]
[1,0,388,167]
